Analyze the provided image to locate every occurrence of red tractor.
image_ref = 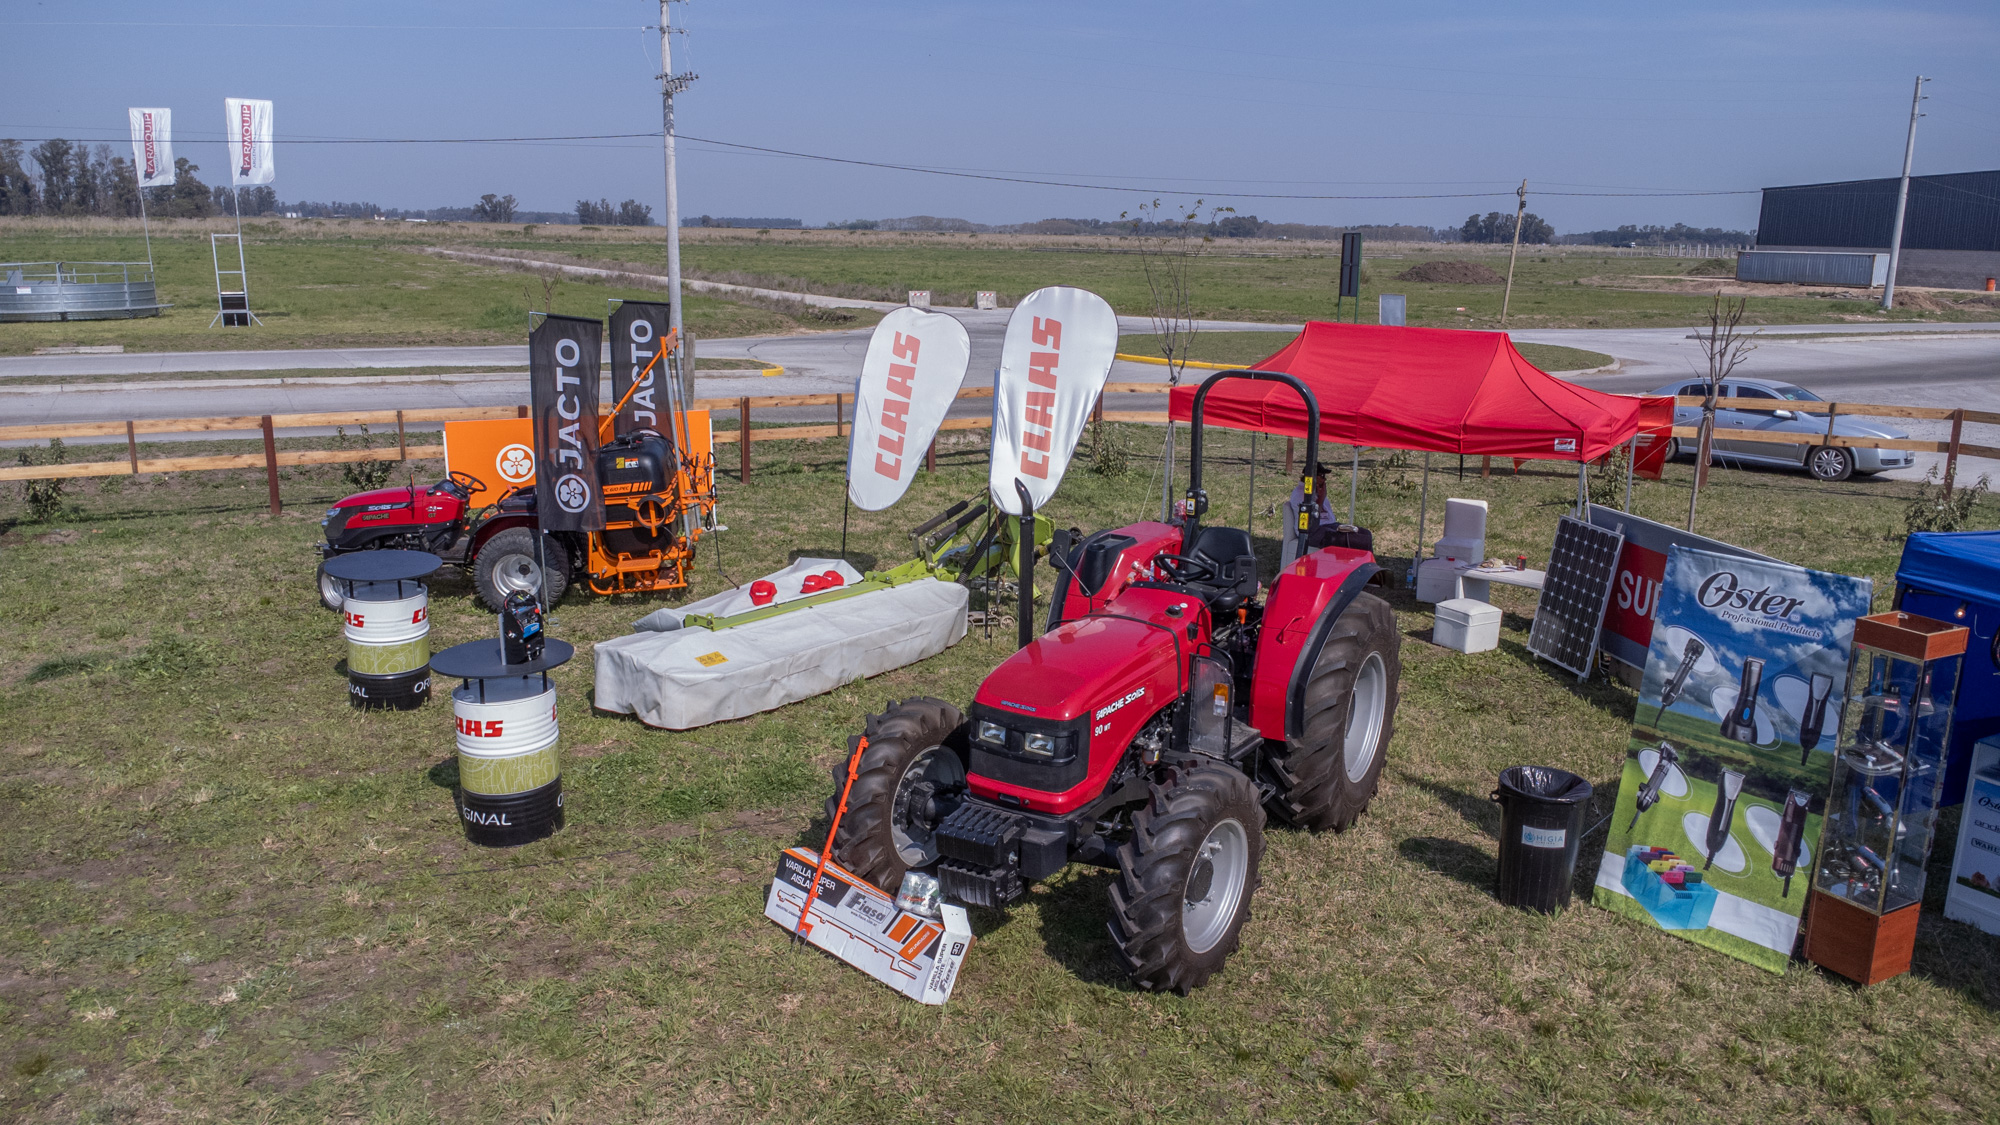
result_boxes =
[824,370,1403,993]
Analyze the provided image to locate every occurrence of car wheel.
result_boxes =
[1807,445,1854,483]
[1663,437,1682,462]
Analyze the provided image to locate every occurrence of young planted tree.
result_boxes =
[1686,295,1759,530]
[1122,198,1232,519]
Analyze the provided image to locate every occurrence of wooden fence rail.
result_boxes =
[5,385,1992,506]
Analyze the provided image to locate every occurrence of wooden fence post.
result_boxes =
[835,394,844,437]
[261,415,281,516]
[738,396,752,483]
[396,410,407,460]
[126,421,139,474]
[1481,455,1491,479]
[518,405,529,419]
[1945,408,1965,498]
[1285,437,1294,475]
[1092,394,1103,424]
[925,439,936,474]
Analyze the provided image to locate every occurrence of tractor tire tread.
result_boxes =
[1106,762,1265,994]
[825,697,966,893]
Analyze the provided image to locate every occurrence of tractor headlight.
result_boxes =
[975,720,1008,747]
[1022,732,1056,759]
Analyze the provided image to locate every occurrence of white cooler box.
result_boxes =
[1434,597,1502,654]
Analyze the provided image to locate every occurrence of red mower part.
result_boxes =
[749,580,777,605]
[820,570,846,587]
[802,574,827,594]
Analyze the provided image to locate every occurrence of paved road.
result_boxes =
[7,317,1994,484]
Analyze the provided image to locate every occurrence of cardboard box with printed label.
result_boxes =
[764,847,974,1006]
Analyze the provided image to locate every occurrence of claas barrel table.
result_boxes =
[431,637,574,847]
[322,550,441,711]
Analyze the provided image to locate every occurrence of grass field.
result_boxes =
[7,220,1998,361]
[4,420,1999,1123]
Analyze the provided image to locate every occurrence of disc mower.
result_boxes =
[316,340,716,612]
[822,370,1403,993]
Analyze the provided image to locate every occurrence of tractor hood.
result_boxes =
[973,586,1202,724]
[334,485,417,510]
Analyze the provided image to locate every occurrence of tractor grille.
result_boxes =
[938,859,1025,908]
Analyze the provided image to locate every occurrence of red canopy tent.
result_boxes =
[1166,321,1671,465]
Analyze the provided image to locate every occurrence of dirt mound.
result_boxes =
[1394,260,1506,285]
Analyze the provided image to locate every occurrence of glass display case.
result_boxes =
[1805,611,1967,985]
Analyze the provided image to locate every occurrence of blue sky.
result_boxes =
[6,1,1997,231]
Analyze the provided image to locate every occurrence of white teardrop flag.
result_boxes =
[847,307,973,511]
[988,286,1118,515]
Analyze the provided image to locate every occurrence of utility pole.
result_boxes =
[1500,179,1527,326]
[659,0,697,341]
[1882,75,1928,311]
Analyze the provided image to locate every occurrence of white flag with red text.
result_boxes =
[223,98,275,186]
[127,108,174,188]
[988,286,1118,515]
[847,307,972,511]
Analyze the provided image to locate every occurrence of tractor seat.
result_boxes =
[1186,526,1258,615]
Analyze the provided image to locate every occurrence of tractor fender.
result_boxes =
[1248,548,1381,741]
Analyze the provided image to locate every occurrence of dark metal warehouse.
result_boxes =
[1749,170,2000,291]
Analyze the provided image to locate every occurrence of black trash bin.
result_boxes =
[1492,766,1594,912]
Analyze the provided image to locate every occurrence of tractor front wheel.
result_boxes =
[825,698,969,893]
[1108,762,1266,994]
[1264,591,1401,832]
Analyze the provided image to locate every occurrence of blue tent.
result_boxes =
[1896,530,2000,806]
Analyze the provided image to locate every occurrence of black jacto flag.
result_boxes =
[608,300,672,441]
[528,314,606,532]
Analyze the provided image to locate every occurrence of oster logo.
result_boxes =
[873,332,920,478]
[1602,542,1666,652]
[1019,317,1061,479]
[457,717,504,738]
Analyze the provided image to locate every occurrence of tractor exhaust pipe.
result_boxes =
[1015,479,1035,650]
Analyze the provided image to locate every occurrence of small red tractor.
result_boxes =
[315,348,714,612]
[824,370,1402,993]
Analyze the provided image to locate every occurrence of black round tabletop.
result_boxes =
[322,549,443,583]
[431,637,575,680]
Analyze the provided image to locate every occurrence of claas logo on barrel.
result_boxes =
[457,717,504,738]
[344,611,365,629]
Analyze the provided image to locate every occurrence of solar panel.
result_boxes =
[1528,515,1625,681]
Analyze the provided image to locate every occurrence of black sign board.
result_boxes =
[1338,232,1362,298]
[608,300,672,440]
[528,314,606,532]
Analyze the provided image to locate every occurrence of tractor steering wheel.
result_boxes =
[443,470,486,501]
[1152,552,1219,585]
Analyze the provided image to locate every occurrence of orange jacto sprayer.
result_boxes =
[598,328,678,445]
[796,734,868,942]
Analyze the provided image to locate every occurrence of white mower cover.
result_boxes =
[592,573,969,730]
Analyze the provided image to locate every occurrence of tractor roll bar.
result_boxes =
[1184,369,1322,546]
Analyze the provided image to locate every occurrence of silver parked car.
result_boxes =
[1650,376,1913,482]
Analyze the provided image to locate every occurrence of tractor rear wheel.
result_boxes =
[1108,762,1265,994]
[1264,591,1401,832]
[825,698,969,894]
[473,527,569,611]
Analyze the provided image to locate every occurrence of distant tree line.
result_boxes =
[1459,211,1555,244]
[0,137,226,218]
[690,215,804,228]
[575,198,654,226]
[1558,222,1754,247]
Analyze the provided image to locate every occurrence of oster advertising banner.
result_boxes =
[847,307,972,511]
[222,98,274,186]
[528,315,605,532]
[1593,545,1872,973]
[1588,506,1773,671]
[127,108,174,188]
[609,300,672,441]
[988,286,1118,515]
